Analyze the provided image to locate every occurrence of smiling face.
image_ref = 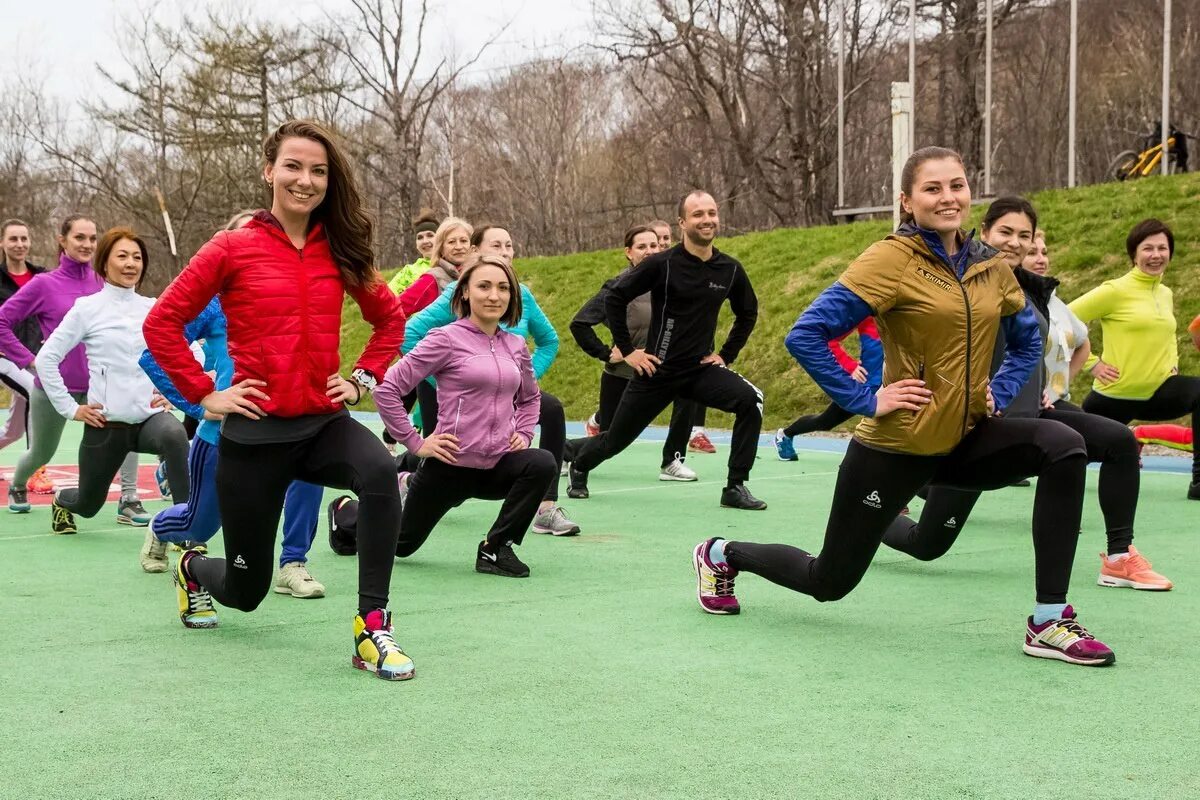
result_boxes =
[1022,234,1049,276]
[475,227,515,263]
[982,211,1035,268]
[625,230,660,267]
[3,224,30,265]
[104,238,144,288]
[901,157,970,236]
[463,264,511,326]
[1134,232,1171,277]
[263,136,329,222]
[59,219,97,263]
[416,229,436,257]
[653,224,672,249]
[440,225,472,266]
[679,193,719,247]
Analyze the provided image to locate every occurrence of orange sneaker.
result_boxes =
[1097,546,1173,591]
[27,467,54,495]
[688,431,717,454]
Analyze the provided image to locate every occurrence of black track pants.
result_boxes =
[571,364,763,484]
[783,401,855,438]
[569,370,693,468]
[1082,375,1200,481]
[727,417,1088,604]
[190,415,400,615]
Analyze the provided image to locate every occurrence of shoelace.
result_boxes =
[188,586,215,614]
[713,572,736,597]
[1124,553,1152,573]
[53,506,72,525]
[1056,618,1095,640]
[148,538,167,556]
[369,627,402,657]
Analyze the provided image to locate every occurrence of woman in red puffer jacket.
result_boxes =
[143,119,414,682]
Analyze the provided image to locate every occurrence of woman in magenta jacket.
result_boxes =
[142,120,413,681]
[375,253,557,579]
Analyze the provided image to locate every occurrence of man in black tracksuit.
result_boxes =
[568,191,766,509]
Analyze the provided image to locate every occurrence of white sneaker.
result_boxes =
[531,505,581,536]
[139,527,169,573]
[274,561,326,598]
[659,458,698,482]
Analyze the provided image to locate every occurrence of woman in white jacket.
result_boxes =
[35,227,190,539]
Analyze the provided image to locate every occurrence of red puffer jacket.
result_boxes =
[143,214,405,417]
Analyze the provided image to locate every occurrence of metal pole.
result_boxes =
[1161,0,1172,175]
[984,0,993,196]
[1068,0,1078,187]
[909,0,916,146]
[837,0,846,207]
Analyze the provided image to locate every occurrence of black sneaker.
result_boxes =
[8,485,30,513]
[327,495,358,556]
[720,483,767,511]
[567,463,589,499]
[475,541,530,578]
[1188,482,1200,501]
[51,501,78,534]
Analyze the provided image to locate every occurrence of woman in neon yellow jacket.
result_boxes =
[1069,218,1200,499]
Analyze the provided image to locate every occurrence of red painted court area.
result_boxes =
[0,463,165,506]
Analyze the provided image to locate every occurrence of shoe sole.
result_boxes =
[475,562,530,578]
[531,525,580,536]
[1097,574,1173,591]
[1022,643,1115,666]
[116,516,150,527]
[776,454,799,462]
[272,585,327,598]
[181,617,219,629]
[8,506,30,513]
[658,473,698,482]
[141,562,169,573]
[692,544,740,615]
[52,528,78,535]
[352,656,415,681]
[688,447,716,454]
[720,501,768,511]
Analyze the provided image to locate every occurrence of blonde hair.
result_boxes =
[432,217,473,263]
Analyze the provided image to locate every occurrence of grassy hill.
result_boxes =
[343,173,1200,430]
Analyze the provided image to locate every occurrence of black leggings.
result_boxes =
[189,415,400,614]
[395,448,557,557]
[726,417,1088,604]
[1082,375,1200,481]
[57,413,190,517]
[783,401,855,438]
[416,379,565,502]
[571,371,693,468]
[573,364,763,484]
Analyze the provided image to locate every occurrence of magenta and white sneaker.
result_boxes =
[1023,606,1115,667]
[693,538,740,615]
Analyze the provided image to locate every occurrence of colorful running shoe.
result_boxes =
[531,505,581,536]
[688,431,717,454]
[585,414,600,437]
[353,609,415,681]
[174,551,218,629]
[117,498,151,527]
[7,485,30,513]
[659,457,698,482]
[692,537,740,615]
[476,540,530,577]
[774,428,798,462]
[139,527,169,573]
[1098,547,1173,591]
[27,466,54,494]
[155,460,170,498]
[274,561,327,598]
[1023,606,1114,666]
[50,500,77,535]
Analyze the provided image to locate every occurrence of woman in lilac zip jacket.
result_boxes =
[375,253,557,579]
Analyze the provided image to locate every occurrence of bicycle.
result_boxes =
[1108,125,1192,181]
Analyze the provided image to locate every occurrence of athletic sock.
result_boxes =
[1032,603,1068,625]
[1106,550,1130,561]
[691,426,705,436]
[708,538,728,566]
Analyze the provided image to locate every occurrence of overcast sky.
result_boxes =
[6,0,597,106]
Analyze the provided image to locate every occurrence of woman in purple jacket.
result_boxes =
[375,253,557,578]
[0,215,144,521]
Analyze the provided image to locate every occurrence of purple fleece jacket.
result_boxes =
[375,317,541,470]
[0,253,102,392]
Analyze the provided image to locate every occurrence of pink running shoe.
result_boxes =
[1023,606,1114,667]
[693,538,740,615]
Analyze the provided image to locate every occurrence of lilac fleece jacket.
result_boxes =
[0,254,102,392]
[375,317,541,470]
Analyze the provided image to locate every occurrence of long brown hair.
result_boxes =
[263,120,378,288]
[452,253,523,328]
[898,146,965,226]
[93,226,149,289]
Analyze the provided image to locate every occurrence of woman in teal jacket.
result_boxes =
[400,224,577,536]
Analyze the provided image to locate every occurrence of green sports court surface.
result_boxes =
[2,420,1197,799]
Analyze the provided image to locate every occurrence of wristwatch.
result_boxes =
[350,368,377,394]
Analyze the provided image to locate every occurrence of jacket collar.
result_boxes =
[249,210,326,248]
[895,222,998,281]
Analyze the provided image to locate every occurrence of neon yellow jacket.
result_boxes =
[387,258,432,295]
[1068,267,1177,400]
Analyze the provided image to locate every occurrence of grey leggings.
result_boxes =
[14,387,139,495]
[57,412,190,518]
